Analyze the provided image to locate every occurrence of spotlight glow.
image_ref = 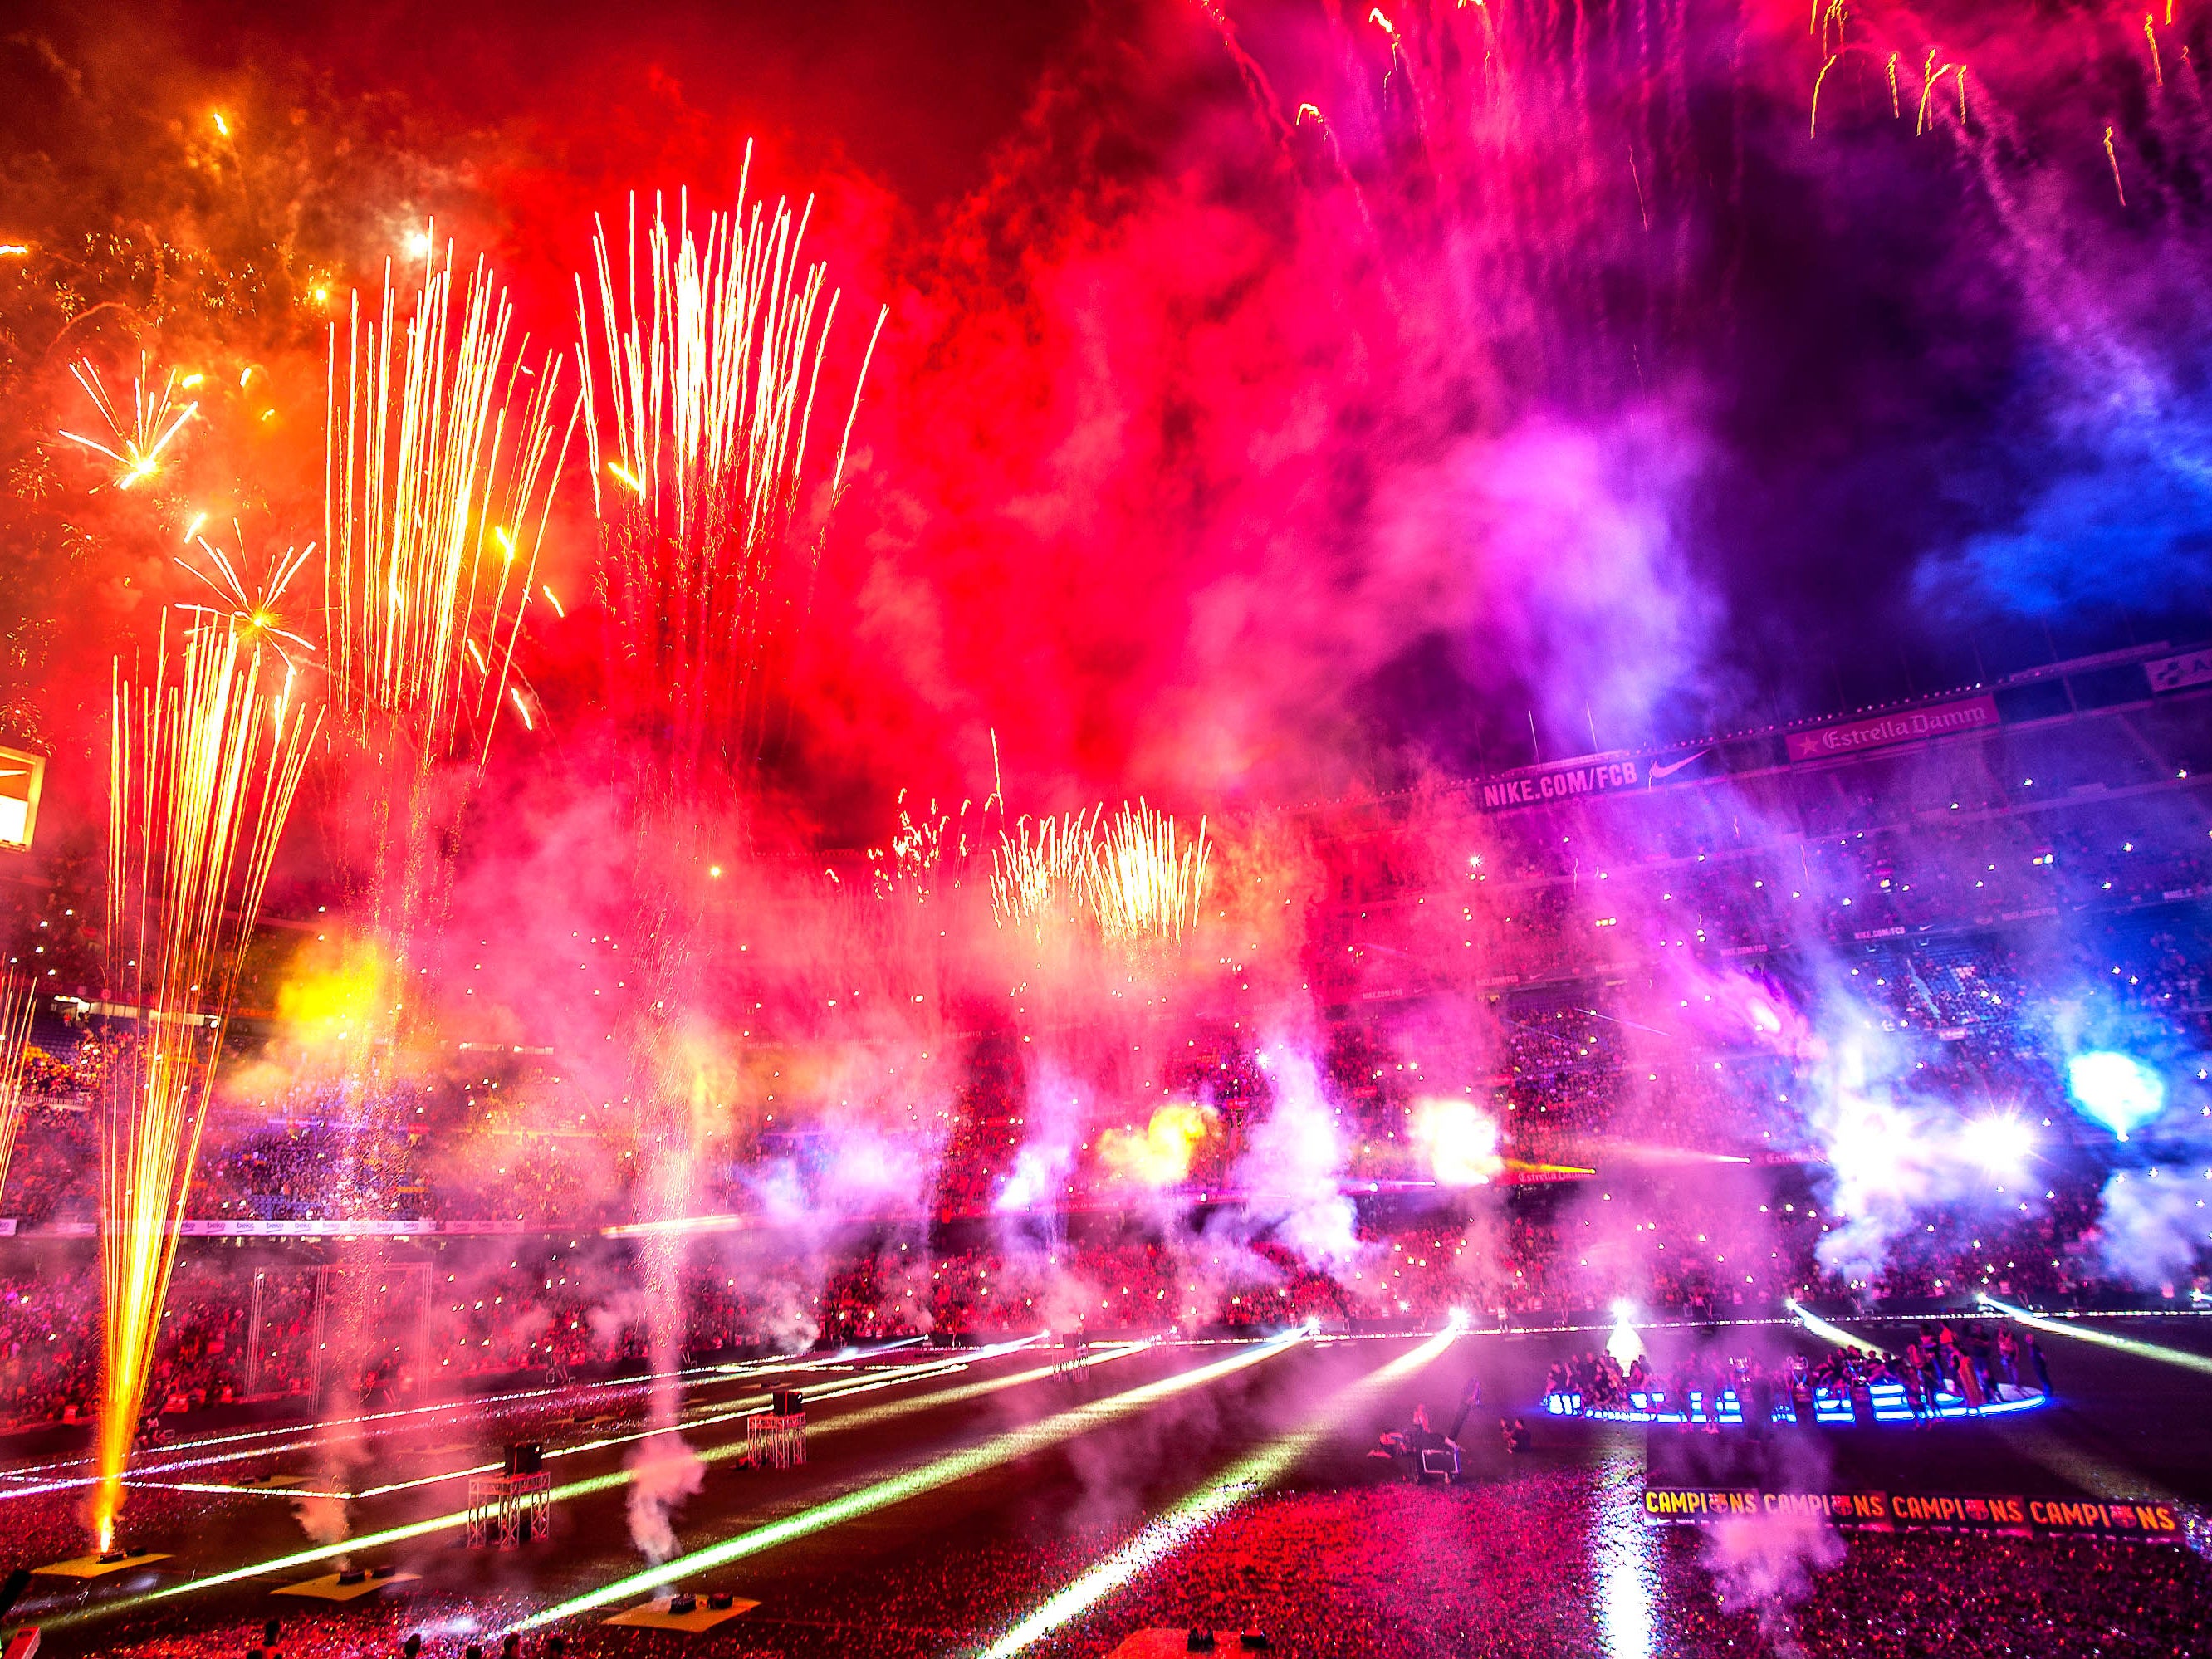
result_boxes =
[1606,1314,1644,1367]
[1595,1454,1657,1659]
[1411,1097,1503,1187]
[2067,1052,2165,1139]
[1959,1113,2036,1177]
[1785,1299,1889,1357]
[1822,1094,1924,1202]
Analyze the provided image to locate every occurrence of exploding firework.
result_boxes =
[96,616,320,1545]
[567,154,886,1564]
[58,355,198,492]
[325,240,578,769]
[0,974,36,1206]
[174,529,320,681]
[575,145,887,777]
[311,247,575,1482]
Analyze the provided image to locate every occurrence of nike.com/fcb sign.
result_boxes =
[1475,746,1715,810]
[1784,693,1999,764]
[1478,755,1649,810]
[0,746,42,850]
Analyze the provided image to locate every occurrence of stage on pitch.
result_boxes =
[31,1552,170,1578]
[603,1592,759,1632]
[273,1568,419,1602]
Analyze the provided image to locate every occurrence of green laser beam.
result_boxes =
[976,1325,1461,1658]
[8,1345,909,1497]
[38,1341,1055,1636]
[342,1348,994,1499]
[807,1342,1152,1442]
[1978,1294,2212,1377]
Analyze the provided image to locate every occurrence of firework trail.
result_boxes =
[870,790,1004,905]
[575,145,886,779]
[319,242,575,1099]
[59,355,198,492]
[325,239,578,771]
[0,974,36,1206]
[97,615,320,1546]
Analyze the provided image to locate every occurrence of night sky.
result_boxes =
[3,0,2208,839]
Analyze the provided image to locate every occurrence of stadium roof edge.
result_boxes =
[1271,636,2207,812]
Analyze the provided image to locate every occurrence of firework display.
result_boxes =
[991,807,1099,931]
[57,356,198,494]
[175,532,318,680]
[1090,800,1210,944]
[96,618,319,1544]
[0,1,2210,1653]
[576,157,886,777]
[989,802,1210,942]
[325,247,578,768]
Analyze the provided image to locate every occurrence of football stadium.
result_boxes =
[0,2,2210,1653]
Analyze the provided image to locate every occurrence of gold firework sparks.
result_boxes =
[990,802,1211,942]
[870,790,997,902]
[1089,800,1211,944]
[58,355,198,491]
[174,528,320,680]
[96,617,320,1546]
[0,974,36,1207]
[991,808,1101,930]
[576,144,887,775]
[325,237,578,767]
[877,736,1007,903]
[874,799,951,899]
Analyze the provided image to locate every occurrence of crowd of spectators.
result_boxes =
[0,1148,2147,1433]
[63,1470,2212,1658]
